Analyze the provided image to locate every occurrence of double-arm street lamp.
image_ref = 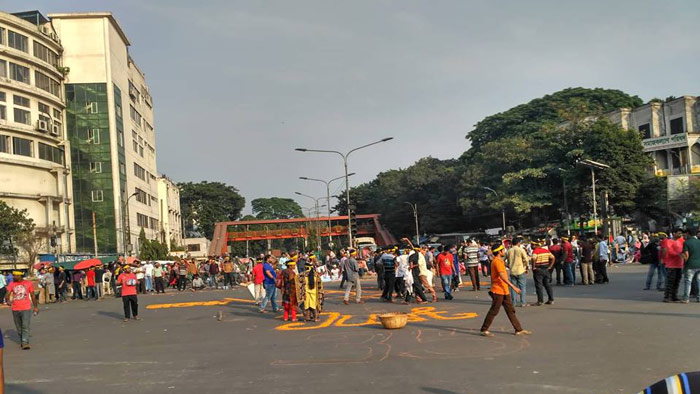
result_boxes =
[576,159,610,235]
[299,173,355,247]
[482,187,506,232]
[295,137,394,246]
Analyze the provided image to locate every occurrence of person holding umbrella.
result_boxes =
[5,271,39,349]
[117,265,140,322]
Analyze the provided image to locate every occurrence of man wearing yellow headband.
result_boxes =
[343,249,363,304]
[5,270,38,349]
[480,244,530,337]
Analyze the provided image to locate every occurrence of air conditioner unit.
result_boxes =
[36,119,49,132]
[50,124,60,136]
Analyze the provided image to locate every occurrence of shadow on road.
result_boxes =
[6,383,46,393]
[97,311,125,320]
[421,387,461,394]
[554,307,700,319]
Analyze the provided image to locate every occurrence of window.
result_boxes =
[145,121,154,133]
[187,244,201,252]
[12,137,32,157]
[0,60,6,78]
[638,124,651,139]
[13,108,30,125]
[33,42,59,66]
[38,102,49,114]
[87,129,100,144]
[0,105,5,120]
[53,108,61,119]
[38,142,64,164]
[89,162,102,173]
[9,63,29,84]
[35,71,60,97]
[149,217,158,230]
[139,144,144,157]
[7,31,28,52]
[0,135,8,153]
[117,129,124,147]
[119,162,126,175]
[0,92,5,102]
[134,163,146,180]
[133,139,139,152]
[135,188,148,204]
[0,27,5,45]
[87,102,99,114]
[13,95,29,107]
[91,190,104,202]
[129,80,140,103]
[130,105,142,127]
[137,213,148,227]
[670,117,684,135]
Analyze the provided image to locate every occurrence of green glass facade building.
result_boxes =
[65,83,124,254]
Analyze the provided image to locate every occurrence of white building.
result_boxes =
[607,96,700,176]
[50,12,160,255]
[0,10,75,256]
[157,175,182,250]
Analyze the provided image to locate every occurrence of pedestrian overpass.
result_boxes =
[208,214,397,255]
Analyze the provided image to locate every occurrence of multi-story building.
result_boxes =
[157,175,182,250]
[0,10,75,256]
[607,96,700,176]
[50,12,160,255]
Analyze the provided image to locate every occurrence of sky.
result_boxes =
[3,0,700,214]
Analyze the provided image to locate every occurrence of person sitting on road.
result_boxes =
[191,275,205,292]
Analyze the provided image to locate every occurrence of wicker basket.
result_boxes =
[378,312,408,329]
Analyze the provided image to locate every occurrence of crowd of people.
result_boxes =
[2,227,699,348]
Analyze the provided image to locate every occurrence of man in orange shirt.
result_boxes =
[480,244,531,337]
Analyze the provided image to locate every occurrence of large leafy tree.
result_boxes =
[335,157,467,236]
[466,87,643,150]
[342,87,664,236]
[179,181,245,239]
[251,197,303,219]
[0,201,35,257]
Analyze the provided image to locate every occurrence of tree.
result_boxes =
[179,181,245,240]
[251,197,303,219]
[17,231,44,275]
[466,87,643,150]
[0,201,34,257]
[335,157,468,236]
[138,228,169,260]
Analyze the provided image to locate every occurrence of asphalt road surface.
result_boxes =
[3,264,698,394]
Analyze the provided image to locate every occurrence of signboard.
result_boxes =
[642,133,688,152]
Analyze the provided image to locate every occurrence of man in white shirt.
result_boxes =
[395,250,410,300]
[143,261,154,293]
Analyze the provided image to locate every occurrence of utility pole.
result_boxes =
[404,202,420,244]
[92,211,98,257]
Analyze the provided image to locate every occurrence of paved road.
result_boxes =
[3,264,699,394]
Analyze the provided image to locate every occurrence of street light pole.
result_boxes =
[404,202,419,245]
[576,159,610,236]
[299,173,355,248]
[482,187,505,232]
[295,137,394,247]
[296,192,327,252]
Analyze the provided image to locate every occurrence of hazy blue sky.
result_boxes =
[4,0,699,214]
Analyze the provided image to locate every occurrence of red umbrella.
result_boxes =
[33,261,51,270]
[73,258,101,270]
[126,256,140,265]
